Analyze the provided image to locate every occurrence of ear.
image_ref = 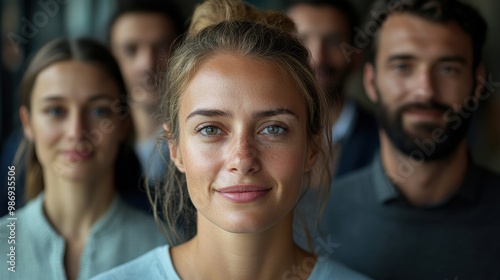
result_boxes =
[363,63,378,103]
[163,123,185,173]
[304,134,321,173]
[19,106,34,141]
[474,63,486,99]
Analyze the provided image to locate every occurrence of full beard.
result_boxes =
[375,89,473,161]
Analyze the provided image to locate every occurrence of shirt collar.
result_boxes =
[372,153,400,204]
[29,192,123,238]
[372,153,482,207]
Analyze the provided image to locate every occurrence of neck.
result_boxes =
[43,171,115,239]
[172,213,313,280]
[380,131,469,206]
[130,104,161,142]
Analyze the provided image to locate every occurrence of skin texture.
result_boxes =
[20,60,126,280]
[169,54,318,279]
[287,4,353,96]
[363,13,485,205]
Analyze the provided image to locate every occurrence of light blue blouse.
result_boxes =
[92,245,372,280]
[0,193,167,280]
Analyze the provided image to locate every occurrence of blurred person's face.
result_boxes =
[169,54,318,234]
[287,4,352,99]
[110,12,176,110]
[20,61,127,181]
[364,14,484,160]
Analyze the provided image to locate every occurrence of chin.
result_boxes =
[215,212,285,234]
[55,166,101,182]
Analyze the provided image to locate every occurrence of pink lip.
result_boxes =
[216,185,271,203]
[62,150,93,162]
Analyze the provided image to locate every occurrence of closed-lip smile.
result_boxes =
[215,185,271,203]
[62,149,93,161]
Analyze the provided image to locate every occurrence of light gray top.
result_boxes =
[92,245,371,280]
[0,193,167,280]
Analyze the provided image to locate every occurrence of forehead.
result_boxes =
[111,12,176,43]
[376,13,473,64]
[287,4,350,37]
[32,61,120,102]
[181,54,305,115]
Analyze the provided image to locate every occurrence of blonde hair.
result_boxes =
[148,0,333,245]
[188,0,295,37]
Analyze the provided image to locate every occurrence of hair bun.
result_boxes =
[188,0,295,37]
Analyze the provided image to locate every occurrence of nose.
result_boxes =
[136,47,158,91]
[412,67,436,101]
[136,47,156,73]
[226,133,260,175]
[66,111,86,141]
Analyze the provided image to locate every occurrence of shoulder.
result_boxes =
[91,245,178,280]
[474,164,500,202]
[331,164,373,194]
[93,198,168,254]
[0,195,41,227]
[309,257,372,280]
[476,164,500,187]
[112,198,162,232]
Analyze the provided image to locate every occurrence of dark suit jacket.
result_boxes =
[335,103,379,178]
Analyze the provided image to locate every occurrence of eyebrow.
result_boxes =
[186,107,298,121]
[38,94,116,103]
[386,54,467,64]
[254,108,298,119]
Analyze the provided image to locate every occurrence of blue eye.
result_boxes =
[261,125,286,135]
[91,107,110,117]
[198,126,220,136]
[394,63,410,73]
[46,107,64,117]
[440,65,458,74]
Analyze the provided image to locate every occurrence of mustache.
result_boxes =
[397,102,452,114]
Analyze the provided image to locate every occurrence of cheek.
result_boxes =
[31,118,60,148]
[266,141,310,185]
[30,119,61,166]
[179,139,221,206]
[440,79,473,104]
[95,121,124,156]
[376,75,406,102]
[329,51,350,68]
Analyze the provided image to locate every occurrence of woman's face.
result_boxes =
[21,60,127,182]
[170,54,318,233]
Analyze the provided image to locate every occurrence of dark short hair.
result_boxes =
[285,0,359,43]
[365,0,487,68]
[107,0,186,43]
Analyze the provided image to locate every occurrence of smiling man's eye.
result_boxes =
[394,63,409,72]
